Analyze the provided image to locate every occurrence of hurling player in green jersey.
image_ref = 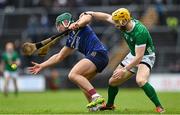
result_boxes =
[1,42,21,97]
[82,8,165,113]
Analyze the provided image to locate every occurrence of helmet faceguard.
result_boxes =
[55,12,74,28]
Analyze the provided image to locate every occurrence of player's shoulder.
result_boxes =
[133,19,149,33]
[134,19,147,29]
[68,25,94,38]
[79,25,94,35]
[81,25,92,31]
[133,19,144,28]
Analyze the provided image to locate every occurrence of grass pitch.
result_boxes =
[0,89,180,114]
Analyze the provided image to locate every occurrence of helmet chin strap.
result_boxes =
[62,20,71,28]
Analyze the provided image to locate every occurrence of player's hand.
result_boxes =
[112,68,127,78]
[68,22,79,30]
[28,62,43,74]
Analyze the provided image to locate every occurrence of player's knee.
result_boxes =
[68,72,76,81]
[109,78,118,86]
[136,79,147,87]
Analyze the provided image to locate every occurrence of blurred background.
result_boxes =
[0,0,180,92]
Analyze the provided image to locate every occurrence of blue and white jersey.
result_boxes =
[66,25,107,56]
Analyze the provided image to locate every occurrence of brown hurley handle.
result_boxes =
[35,29,71,49]
[22,29,71,56]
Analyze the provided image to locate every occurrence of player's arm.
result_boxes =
[124,45,146,71]
[28,46,75,74]
[40,46,74,69]
[68,13,93,30]
[124,32,147,71]
[85,11,115,24]
[76,13,93,27]
[69,11,115,30]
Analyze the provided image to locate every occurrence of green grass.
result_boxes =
[0,89,180,114]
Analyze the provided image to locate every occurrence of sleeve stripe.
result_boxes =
[70,30,80,47]
[135,44,146,48]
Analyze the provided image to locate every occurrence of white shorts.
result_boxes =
[121,53,156,73]
[4,71,18,79]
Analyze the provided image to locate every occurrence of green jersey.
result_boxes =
[2,51,19,71]
[122,19,155,56]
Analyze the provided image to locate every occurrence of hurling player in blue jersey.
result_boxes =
[28,12,109,110]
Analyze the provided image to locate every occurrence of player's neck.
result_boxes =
[126,20,135,32]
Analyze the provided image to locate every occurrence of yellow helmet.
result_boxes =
[112,8,131,21]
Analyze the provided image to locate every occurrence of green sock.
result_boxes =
[141,82,162,107]
[106,85,119,106]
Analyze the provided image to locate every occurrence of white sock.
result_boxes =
[92,93,100,99]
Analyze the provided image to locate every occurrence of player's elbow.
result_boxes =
[80,11,93,18]
[81,15,92,26]
[86,16,92,23]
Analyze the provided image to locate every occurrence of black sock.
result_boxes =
[106,85,119,106]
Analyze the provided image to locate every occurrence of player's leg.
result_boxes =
[81,88,91,102]
[136,64,165,113]
[81,72,102,111]
[80,86,101,112]
[3,71,10,97]
[68,59,104,107]
[85,51,109,108]
[12,72,18,96]
[109,64,134,86]
[100,64,134,110]
[4,77,10,97]
[69,51,108,108]
[68,58,97,93]
[12,78,18,96]
[80,72,97,103]
[100,53,135,110]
